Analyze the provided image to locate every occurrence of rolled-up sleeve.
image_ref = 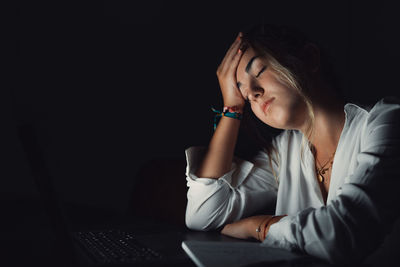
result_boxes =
[185,146,279,231]
[262,98,400,264]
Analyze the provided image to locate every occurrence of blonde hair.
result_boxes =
[265,57,315,185]
[241,24,321,185]
[265,53,315,158]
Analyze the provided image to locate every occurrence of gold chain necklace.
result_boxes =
[312,146,335,183]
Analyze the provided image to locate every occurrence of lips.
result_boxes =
[262,97,275,113]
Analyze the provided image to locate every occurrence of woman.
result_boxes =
[184,23,400,264]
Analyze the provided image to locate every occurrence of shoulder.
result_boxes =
[358,97,400,131]
[345,96,400,128]
[348,97,400,148]
[366,97,400,125]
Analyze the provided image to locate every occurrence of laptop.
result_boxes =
[181,240,329,267]
[16,123,191,267]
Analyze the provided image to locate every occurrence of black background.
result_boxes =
[6,1,400,261]
[9,0,400,212]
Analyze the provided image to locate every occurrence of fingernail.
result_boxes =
[237,48,242,54]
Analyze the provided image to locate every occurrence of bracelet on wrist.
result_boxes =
[256,216,275,241]
[255,217,271,241]
[211,106,243,131]
[222,106,243,113]
[262,215,288,241]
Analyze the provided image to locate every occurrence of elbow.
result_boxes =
[185,207,218,231]
[184,196,215,231]
[185,199,230,231]
[185,207,203,230]
[185,214,209,231]
[185,183,234,231]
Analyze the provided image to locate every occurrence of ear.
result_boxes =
[301,42,320,73]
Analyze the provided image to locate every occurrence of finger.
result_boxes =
[219,47,244,91]
[227,45,244,73]
[219,33,243,71]
[225,32,243,57]
[219,41,243,76]
[221,35,242,66]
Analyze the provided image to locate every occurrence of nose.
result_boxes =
[248,87,264,101]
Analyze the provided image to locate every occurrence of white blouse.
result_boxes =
[184,97,400,264]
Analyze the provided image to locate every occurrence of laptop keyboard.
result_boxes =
[73,229,162,264]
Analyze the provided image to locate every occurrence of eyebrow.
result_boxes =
[245,55,258,73]
[237,55,259,90]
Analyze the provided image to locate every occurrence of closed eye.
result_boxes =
[256,66,266,78]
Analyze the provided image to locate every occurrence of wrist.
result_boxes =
[211,105,243,131]
[222,103,245,113]
[254,216,272,241]
[263,215,288,240]
[223,106,244,114]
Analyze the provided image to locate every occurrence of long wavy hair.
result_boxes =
[234,23,343,185]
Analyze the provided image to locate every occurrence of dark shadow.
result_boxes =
[128,157,188,227]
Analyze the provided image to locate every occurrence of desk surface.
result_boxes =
[3,198,367,267]
[3,200,253,267]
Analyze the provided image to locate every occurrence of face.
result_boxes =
[236,46,309,130]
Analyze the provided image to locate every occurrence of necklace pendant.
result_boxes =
[318,173,324,183]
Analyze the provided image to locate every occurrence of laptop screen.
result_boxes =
[16,123,78,266]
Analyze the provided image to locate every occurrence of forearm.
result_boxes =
[196,32,245,179]
[249,215,288,241]
[195,115,241,178]
[220,214,287,241]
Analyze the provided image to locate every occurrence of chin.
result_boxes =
[265,109,293,130]
[254,106,297,130]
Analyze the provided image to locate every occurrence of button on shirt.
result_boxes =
[184,97,400,264]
